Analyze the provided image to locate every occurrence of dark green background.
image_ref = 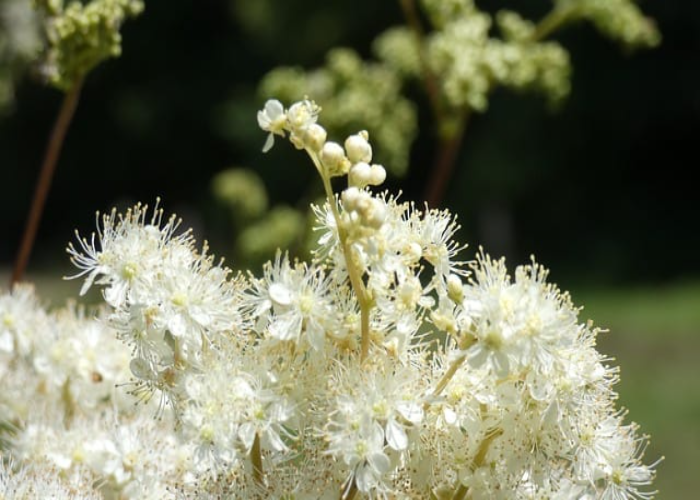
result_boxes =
[1,0,698,288]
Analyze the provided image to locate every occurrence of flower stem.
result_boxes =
[429,336,475,402]
[399,0,445,124]
[251,432,264,486]
[312,151,373,361]
[397,0,471,207]
[61,379,75,426]
[451,484,470,500]
[10,77,84,287]
[472,427,504,469]
[340,477,358,500]
[532,7,574,42]
[424,112,469,207]
[431,354,465,400]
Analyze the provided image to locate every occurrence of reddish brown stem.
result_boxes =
[424,113,469,207]
[10,77,84,287]
[399,0,445,124]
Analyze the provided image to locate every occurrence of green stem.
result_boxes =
[431,354,465,401]
[61,378,75,426]
[532,7,574,42]
[311,151,373,361]
[251,432,264,486]
[10,77,84,287]
[472,427,504,469]
[341,478,359,500]
[451,484,470,500]
[428,335,475,404]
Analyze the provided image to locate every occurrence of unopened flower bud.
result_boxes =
[368,164,386,186]
[365,199,387,229]
[341,187,361,210]
[447,274,464,303]
[304,124,327,152]
[349,162,372,188]
[345,131,372,164]
[321,141,348,176]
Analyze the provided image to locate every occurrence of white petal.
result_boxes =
[354,463,374,493]
[368,451,391,474]
[265,99,284,117]
[397,401,423,424]
[0,332,13,353]
[262,133,275,153]
[130,357,156,380]
[238,423,256,452]
[264,429,288,453]
[386,418,408,451]
[269,282,292,306]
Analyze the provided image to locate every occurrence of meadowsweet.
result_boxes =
[0,98,659,499]
[34,0,144,89]
[0,457,100,499]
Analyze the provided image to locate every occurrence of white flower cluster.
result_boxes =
[0,285,188,497]
[0,99,658,498]
[422,1,571,111]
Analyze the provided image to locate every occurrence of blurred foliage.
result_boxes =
[211,167,268,221]
[553,0,660,48]
[211,167,312,268]
[0,0,41,113]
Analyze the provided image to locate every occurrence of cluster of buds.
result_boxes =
[259,99,389,240]
[34,0,144,90]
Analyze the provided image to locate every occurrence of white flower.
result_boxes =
[257,99,287,152]
[180,353,296,474]
[327,412,391,495]
[287,99,319,135]
[0,457,100,499]
[418,207,468,288]
[246,252,336,352]
[67,202,188,307]
[0,284,49,358]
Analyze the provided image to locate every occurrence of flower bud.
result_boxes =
[345,131,372,164]
[341,186,361,210]
[320,141,348,176]
[447,274,464,303]
[349,162,372,188]
[368,164,386,186]
[304,124,327,152]
[364,199,387,230]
